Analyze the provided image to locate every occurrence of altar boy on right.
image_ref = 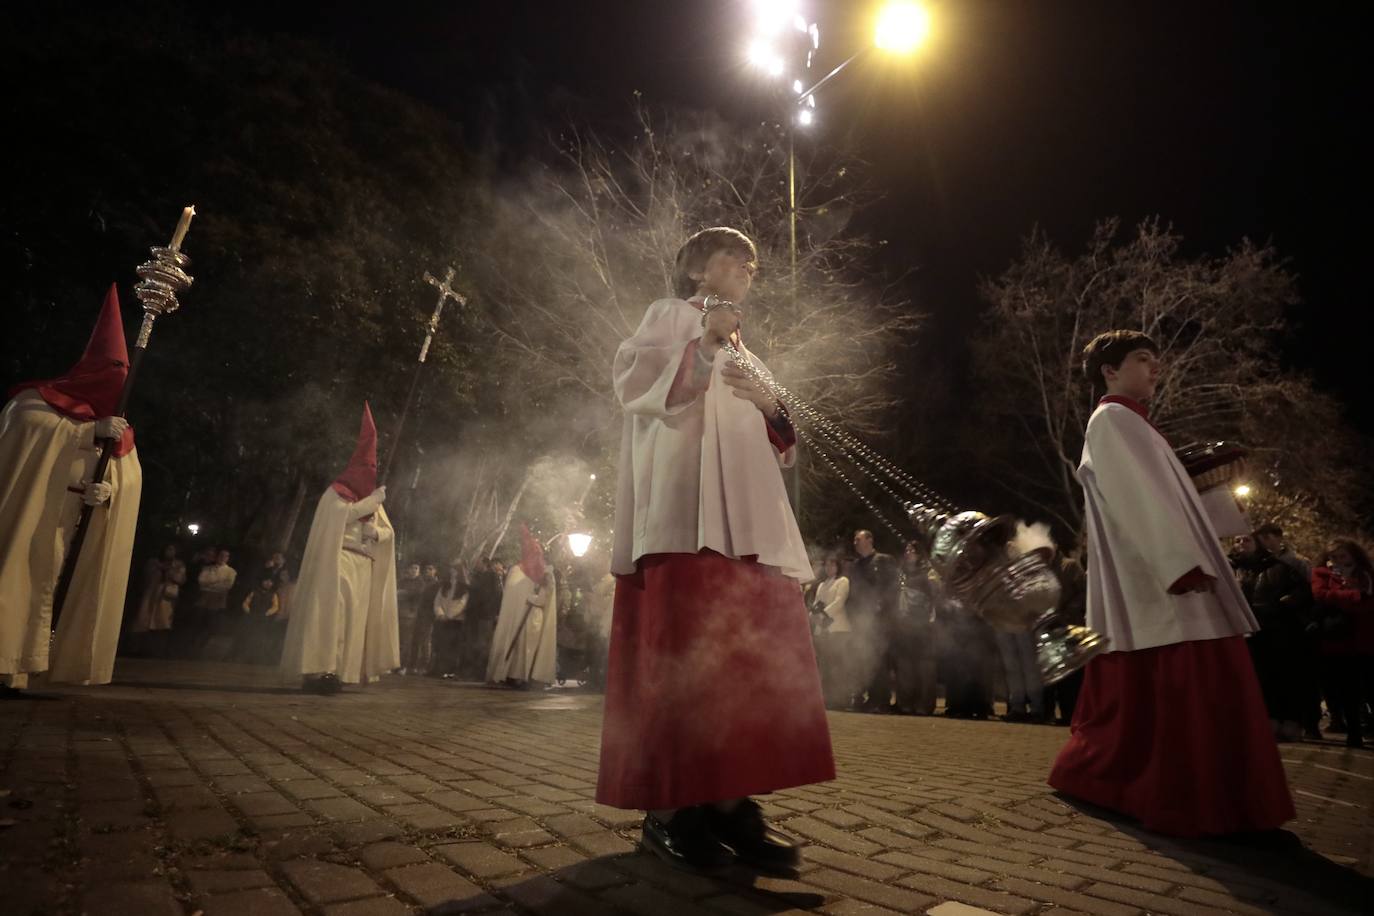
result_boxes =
[1048,330,1294,838]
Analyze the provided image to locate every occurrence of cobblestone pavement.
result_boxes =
[1,660,1370,916]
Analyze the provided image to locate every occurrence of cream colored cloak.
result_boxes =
[0,390,141,686]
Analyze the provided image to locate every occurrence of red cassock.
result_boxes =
[596,548,835,810]
[1049,636,1294,836]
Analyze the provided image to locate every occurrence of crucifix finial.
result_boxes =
[418,266,466,362]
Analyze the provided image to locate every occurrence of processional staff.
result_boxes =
[51,206,197,626]
[379,266,466,486]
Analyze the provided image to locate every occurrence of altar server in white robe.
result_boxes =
[1049,330,1293,837]
[486,525,557,687]
[1,286,142,693]
[280,403,398,693]
[597,227,832,876]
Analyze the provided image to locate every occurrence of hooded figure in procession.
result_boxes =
[1,285,143,692]
[280,403,399,693]
[486,525,557,687]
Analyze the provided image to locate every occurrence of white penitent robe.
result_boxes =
[486,564,557,684]
[1078,400,1257,653]
[280,489,399,683]
[610,297,811,581]
[0,390,142,687]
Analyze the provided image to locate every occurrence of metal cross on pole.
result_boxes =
[380,266,466,486]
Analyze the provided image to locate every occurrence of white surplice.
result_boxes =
[0,390,141,687]
[1078,401,1257,653]
[279,488,399,683]
[611,297,812,582]
[486,563,557,684]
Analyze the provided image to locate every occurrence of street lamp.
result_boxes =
[745,0,931,276]
[875,2,931,54]
[743,1,929,517]
[567,532,593,558]
[186,523,201,536]
[1233,484,1252,498]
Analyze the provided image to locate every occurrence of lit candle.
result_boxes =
[168,205,196,251]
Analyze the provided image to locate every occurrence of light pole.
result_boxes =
[744,1,931,518]
[746,2,930,277]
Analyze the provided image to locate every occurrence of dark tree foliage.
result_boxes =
[2,5,476,559]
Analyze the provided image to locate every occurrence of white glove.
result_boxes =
[361,521,380,542]
[370,485,387,504]
[81,481,113,506]
[94,417,129,441]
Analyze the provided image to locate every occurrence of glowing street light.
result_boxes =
[737,1,932,520]
[1233,484,1252,498]
[186,523,201,535]
[752,0,799,32]
[567,532,593,558]
[874,2,931,55]
[747,41,786,78]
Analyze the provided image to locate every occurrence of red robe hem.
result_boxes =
[596,550,835,810]
[1048,635,1294,837]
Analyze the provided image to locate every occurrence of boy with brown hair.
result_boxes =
[1048,330,1293,837]
[598,227,834,874]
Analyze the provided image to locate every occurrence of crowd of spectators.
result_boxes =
[119,520,1372,747]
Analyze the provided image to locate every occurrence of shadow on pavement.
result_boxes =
[436,849,826,914]
[1057,795,1374,914]
[108,679,303,696]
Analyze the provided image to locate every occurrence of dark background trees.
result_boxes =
[3,3,1370,569]
[968,219,1372,554]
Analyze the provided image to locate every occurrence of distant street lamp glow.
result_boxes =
[793,78,804,94]
[746,41,786,77]
[187,523,201,535]
[798,109,814,126]
[1234,484,1252,498]
[567,532,593,558]
[753,0,799,32]
[874,2,930,54]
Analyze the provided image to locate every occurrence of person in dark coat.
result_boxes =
[847,530,901,712]
[1230,533,1314,741]
[464,556,502,680]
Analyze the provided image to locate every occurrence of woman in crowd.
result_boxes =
[1311,540,1374,749]
[812,555,853,709]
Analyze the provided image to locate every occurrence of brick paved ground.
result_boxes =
[1,659,1370,916]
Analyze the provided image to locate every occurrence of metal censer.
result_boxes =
[907,505,1108,684]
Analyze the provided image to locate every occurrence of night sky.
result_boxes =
[108,2,1374,431]
[218,0,1363,429]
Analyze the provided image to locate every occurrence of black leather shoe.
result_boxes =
[303,674,343,695]
[641,809,735,873]
[706,799,802,876]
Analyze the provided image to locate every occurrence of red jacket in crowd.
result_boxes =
[1312,566,1374,656]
